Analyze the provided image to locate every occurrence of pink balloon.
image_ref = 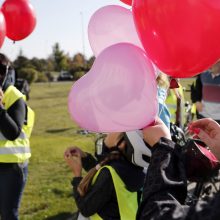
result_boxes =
[88,5,144,57]
[68,43,158,132]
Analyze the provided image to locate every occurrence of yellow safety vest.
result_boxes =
[91,165,138,220]
[0,85,35,163]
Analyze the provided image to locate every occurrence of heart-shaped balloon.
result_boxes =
[88,5,143,57]
[68,43,158,132]
[133,0,220,78]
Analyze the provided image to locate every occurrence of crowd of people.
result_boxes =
[1,52,220,220]
[64,61,220,220]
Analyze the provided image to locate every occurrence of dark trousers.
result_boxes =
[0,163,28,220]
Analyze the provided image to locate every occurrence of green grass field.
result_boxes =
[20,79,194,220]
[20,82,96,220]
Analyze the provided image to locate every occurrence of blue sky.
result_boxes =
[0,0,129,61]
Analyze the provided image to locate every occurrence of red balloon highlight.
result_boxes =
[0,10,6,48]
[2,0,37,41]
[120,0,132,6]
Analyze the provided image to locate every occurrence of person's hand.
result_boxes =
[189,118,220,160]
[65,146,87,158]
[64,147,82,177]
[195,101,203,112]
[0,89,3,106]
[142,117,171,147]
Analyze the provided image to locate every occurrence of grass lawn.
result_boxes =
[20,82,95,220]
[20,79,194,220]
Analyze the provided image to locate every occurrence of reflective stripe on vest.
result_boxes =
[0,146,30,154]
[0,131,26,140]
[91,165,138,220]
[0,86,34,163]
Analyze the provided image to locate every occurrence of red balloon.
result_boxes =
[133,0,220,78]
[120,0,132,6]
[0,11,6,48]
[2,0,36,41]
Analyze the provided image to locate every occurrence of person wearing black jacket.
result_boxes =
[0,53,33,220]
[64,132,145,220]
[191,61,220,124]
[137,117,220,220]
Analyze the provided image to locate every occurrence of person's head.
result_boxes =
[156,72,169,89]
[95,132,124,161]
[211,60,220,75]
[78,130,151,196]
[95,131,151,168]
[0,53,15,90]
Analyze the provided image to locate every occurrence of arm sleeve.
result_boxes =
[0,98,26,140]
[193,75,203,102]
[137,138,188,220]
[81,153,98,172]
[71,168,114,217]
[137,138,220,220]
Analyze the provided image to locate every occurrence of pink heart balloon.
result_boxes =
[88,5,144,57]
[68,43,158,132]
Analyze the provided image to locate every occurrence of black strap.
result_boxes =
[116,135,125,147]
[24,104,28,125]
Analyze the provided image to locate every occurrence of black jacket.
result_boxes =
[72,153,145,219]
[0,84,26,141]
[137,138,220,220]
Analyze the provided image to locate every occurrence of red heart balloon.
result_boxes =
[133,0,220,78]
[2,0,36,41]
[169,78,179,89]
[120,0,132,6]
[0,11,6,48]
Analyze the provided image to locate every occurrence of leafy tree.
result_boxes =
[51,43,69,71]
[29,58,51,72]
[36,72,48,82]
[17,67,39,84]
[69,53,86,75]
[86,56,95,71]
[73,71,85,80]
[13,51,30,71]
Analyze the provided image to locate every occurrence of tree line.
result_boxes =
[13,42,95,83]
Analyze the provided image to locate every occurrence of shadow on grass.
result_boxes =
[46,128,74,133]
[45,212,78,220]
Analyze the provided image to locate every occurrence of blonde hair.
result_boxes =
[156,72,169,89]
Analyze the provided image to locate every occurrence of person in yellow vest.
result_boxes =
[0,53,35,220]
[166,82,185,128]
[64,132,146,220]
